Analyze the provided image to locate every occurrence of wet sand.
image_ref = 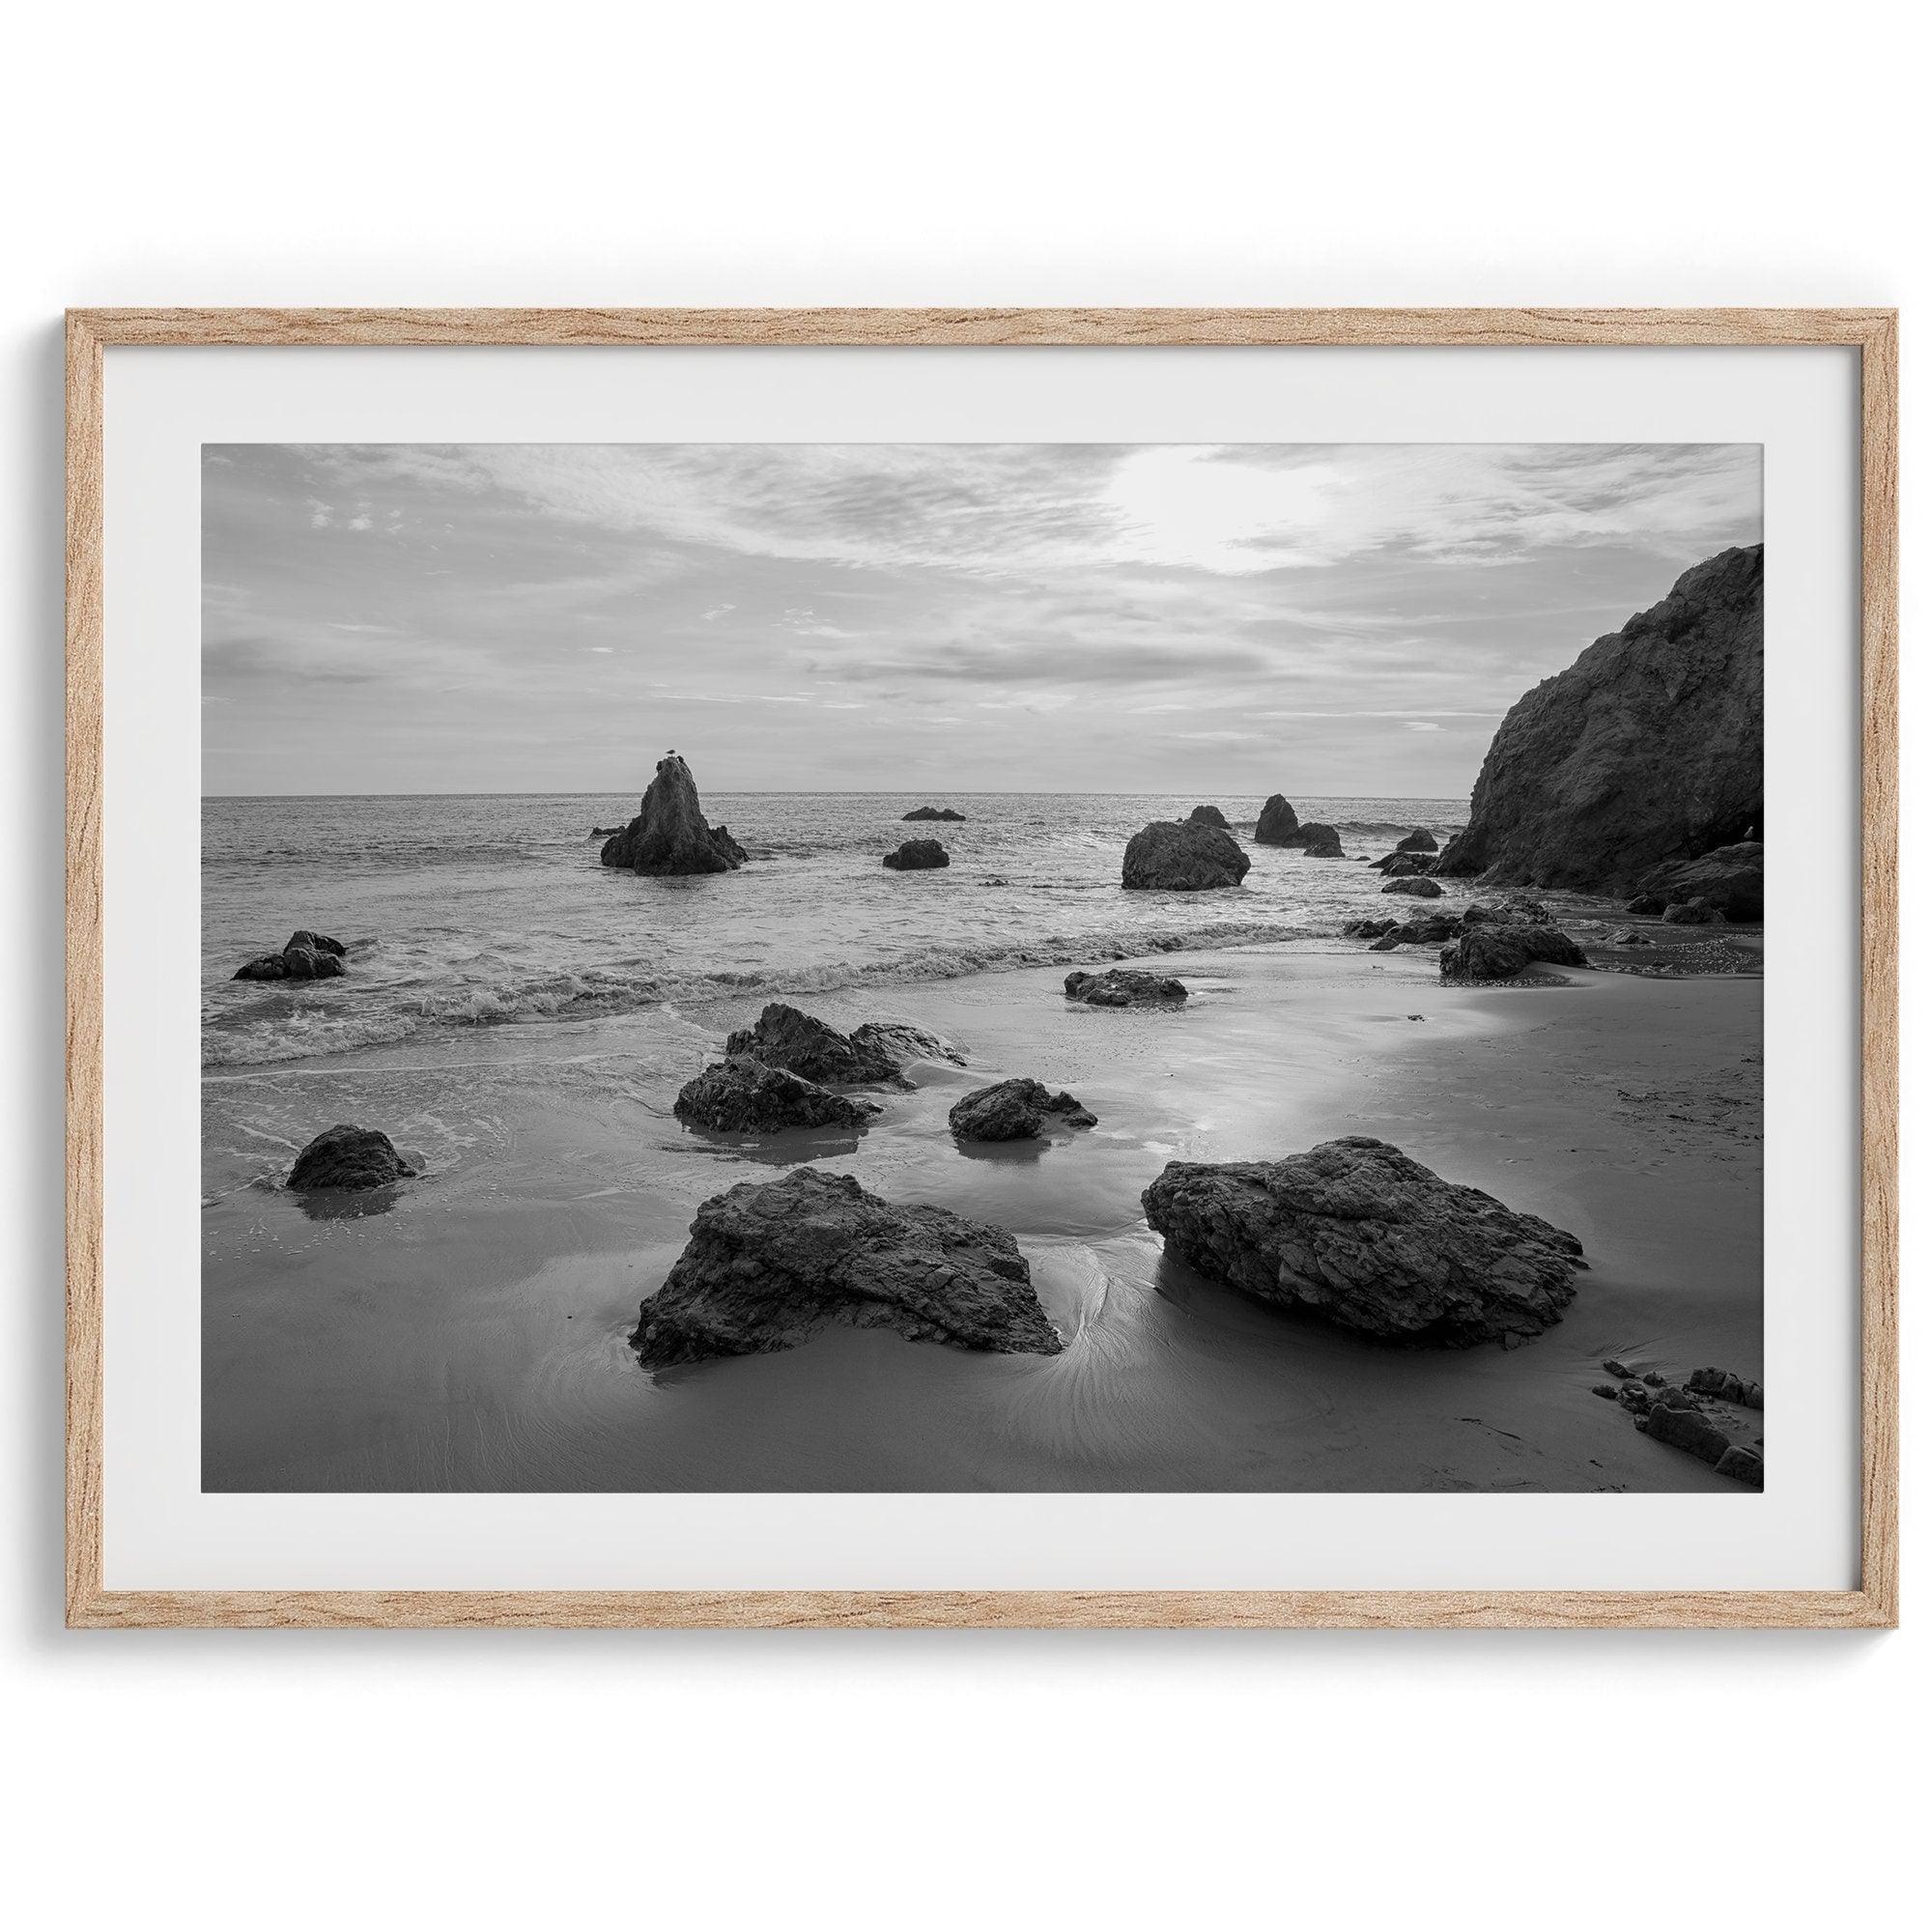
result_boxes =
[202,942,1761,1492]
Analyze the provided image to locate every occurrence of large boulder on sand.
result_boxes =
[1438,922,1587,982]
[631,1168,1063,1368]
[1435,546,1762,895]
[287,1124,417,1191]
[949,1078,1096,1142]
[1065,968,1187,1007]
[884,838,951,869]
[600,753,748,874]
[1634,840,1763,923]
[1142,1135,1586,1346]
[1381,875,1443,898]
[673,1057,882,1134]
[724,1002,907,1086]
[1254,795,1301,844]
[1122,820,1251,891]
[1186,805,1232,829]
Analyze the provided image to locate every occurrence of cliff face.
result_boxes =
[599,753,747,875]
[1435,546,1762,895]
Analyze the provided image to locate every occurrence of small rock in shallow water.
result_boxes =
[631,1167,1062,1368]
[949,1078,1096,1142]
[673,1057,882,1134]
[883,838,951,869]
[1065,968,1188,1008]
[287,1124,417,1191]
[724,1003,907,1087]
[1381,875,1444,898]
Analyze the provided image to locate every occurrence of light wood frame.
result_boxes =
[65,307,1899,1630]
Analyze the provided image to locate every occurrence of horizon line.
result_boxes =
[201,786,1471,803]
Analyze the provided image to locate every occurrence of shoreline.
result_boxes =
[202,936,1762,1493]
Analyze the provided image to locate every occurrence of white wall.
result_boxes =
[3,4,1920,1925]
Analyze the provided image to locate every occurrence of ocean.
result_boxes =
[201,791,1466,1070]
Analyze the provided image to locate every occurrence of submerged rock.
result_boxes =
[1438,923,1588,982]
[1381,875,1444,898]
[883,838,951,869]
[902,806,966,822]
[287,1124,417,1191]
[673,1058,883,1134]
[234,929,349,981]
[1254,795,1301,844]
[1186,804,1232,829]
[631,1168,1063,1368]
[1435,545,1763,895]
[949,1078,1096,1142]
[1122,820,1251,891]
[599,753,748,875]
[1395,829,1438,854]
[1142,1135,1586,1346]
[1065,968,1188,1007]
[724,1002,908,1086]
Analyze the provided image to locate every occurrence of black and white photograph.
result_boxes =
[201,440,1766,1494]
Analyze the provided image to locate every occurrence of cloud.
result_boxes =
[1405,721,1443,731]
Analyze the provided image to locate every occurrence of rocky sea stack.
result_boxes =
[599,753,748,875]
[287,1124,417,1192]
[1142,1135,1587,1347]
[884,838,950,869]
[1122,820,1251,891]
[632,1168,1063,1368]
[1254,795,1301,844]
[1435,545,1763,896]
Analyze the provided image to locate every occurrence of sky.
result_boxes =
[202,441,1762,798]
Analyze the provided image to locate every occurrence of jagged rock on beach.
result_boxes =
[1713,1446,1765,1486]
[901,806,966,822]
[1065,968,1188,1008]
[1688,1365,1764,1408]
[1254,795,1301,845]
[949,1078,1097,1142]
[233,929,349,981]
[1462,896,1548,925]
[1435,545,1763,895]
[631,1167,1063,1368]
[673,1057,883,1135]
[1185,805,1232,829]
[287,1124,417,1192]
[724,1002,910,1087]
[1122,819,1251,891]
[599,753,747,875]
[1438,922,1588,983]
[1634,841,1763,923]
[1141,1135,1586,1347]
[1380,875,1444,898]
[883,838,951,869]
[1395,829,1438,854]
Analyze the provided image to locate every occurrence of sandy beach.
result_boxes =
[202,936,1761,1493]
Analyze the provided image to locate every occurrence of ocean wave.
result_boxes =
[199,916,1323,1067]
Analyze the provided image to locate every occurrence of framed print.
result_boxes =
[65,308,1897,1629]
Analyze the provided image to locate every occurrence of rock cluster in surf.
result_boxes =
[234,929,348,981]
[1142,1135,1587,1347]
[631,1167,1063,1368]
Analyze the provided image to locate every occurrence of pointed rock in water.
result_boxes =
[1186,804,1231,829]
[724,1002,908,1086]
[901,806,966,822]
[1438,922,1587,982]
[883,838,951,869]
[1395,828,1438,854]
[1122,820,1251,890]
[287,1124,417,1191]
[1254,794,1301,844]
[1141,1135,1587,1346]
[1435,545,1762,894]
[631,1167,1063,1368]
[949,1078,1096,1142]
[1380,875,1443,898]
[1065,968,1188,1008]
[599,753,747,874]
[673,1057,882,1134]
